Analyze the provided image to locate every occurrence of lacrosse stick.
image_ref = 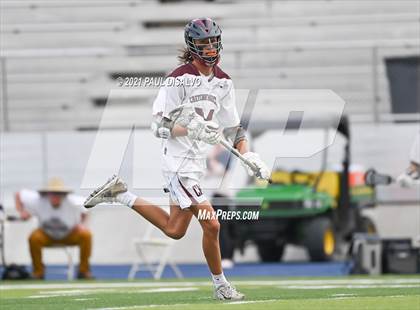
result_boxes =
[168,105,273,183]
[365,168,420,188]
[364,169,394,186]
[219,139,272,183]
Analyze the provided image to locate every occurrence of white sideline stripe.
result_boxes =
[88,303,190,310]
[27,289,114,299]
[138,288,199,293]
[29,295,65,299]
[328,295,406,300]
[36,287,197,295]
[69,295,411,309]
[329,296,358,300]
[331,293,356,297]
[2,279,420,290]
[284,284,420,289]
[223,299,278,305]
[41,289,103,294]
[89,300,280,310]
[28,292,108,299]
[26,287,198,299]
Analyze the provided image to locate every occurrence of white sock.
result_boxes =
[211,272,228,288]
[116,191,137,207]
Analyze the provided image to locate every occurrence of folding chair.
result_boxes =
[45,246,76,280]
[128,221,183,280]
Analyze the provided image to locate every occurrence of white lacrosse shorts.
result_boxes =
[163,171,207,209]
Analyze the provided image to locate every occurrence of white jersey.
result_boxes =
[152,63,240,174]
[20,189,87,240]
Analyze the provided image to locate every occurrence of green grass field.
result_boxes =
[1,276,419,310]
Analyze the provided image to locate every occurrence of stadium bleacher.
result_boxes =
[1,0,419,131]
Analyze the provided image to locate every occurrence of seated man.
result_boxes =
[15,178,93,279]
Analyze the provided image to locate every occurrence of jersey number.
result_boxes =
[192,184,203,197]
[195,108,214,121]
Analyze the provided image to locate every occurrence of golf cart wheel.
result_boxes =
[257,240,285,262]
[302,217,336,262]
[360,216,377,234]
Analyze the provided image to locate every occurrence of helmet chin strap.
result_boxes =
[191,53,220,67]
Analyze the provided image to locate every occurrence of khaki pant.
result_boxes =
[29,227,92,277]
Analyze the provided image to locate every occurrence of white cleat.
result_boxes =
[214,283,245,301]
[84,175,128,208]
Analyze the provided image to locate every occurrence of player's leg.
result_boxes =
[28,228,54,279]
[165,173,244,300]
[189,201,222,274]
[130,197,170,232]
[59,226,93,279]
[189,201,244,300]
[166,175,223,274]
[84,176,193,240]
[166,202,194,239]
[131,198,193,239]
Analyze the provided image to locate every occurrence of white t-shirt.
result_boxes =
[20,189,87,240]
[152,63,240,174]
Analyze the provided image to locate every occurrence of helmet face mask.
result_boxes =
[186,36,222,66]
[184,18,223,66]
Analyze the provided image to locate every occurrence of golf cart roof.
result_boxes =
[244,114,349,139]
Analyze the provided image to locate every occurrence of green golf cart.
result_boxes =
[231,115,377,262]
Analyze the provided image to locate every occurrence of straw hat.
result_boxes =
[38,178,73,194]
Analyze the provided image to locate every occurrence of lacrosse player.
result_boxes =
[84,18,270,300]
